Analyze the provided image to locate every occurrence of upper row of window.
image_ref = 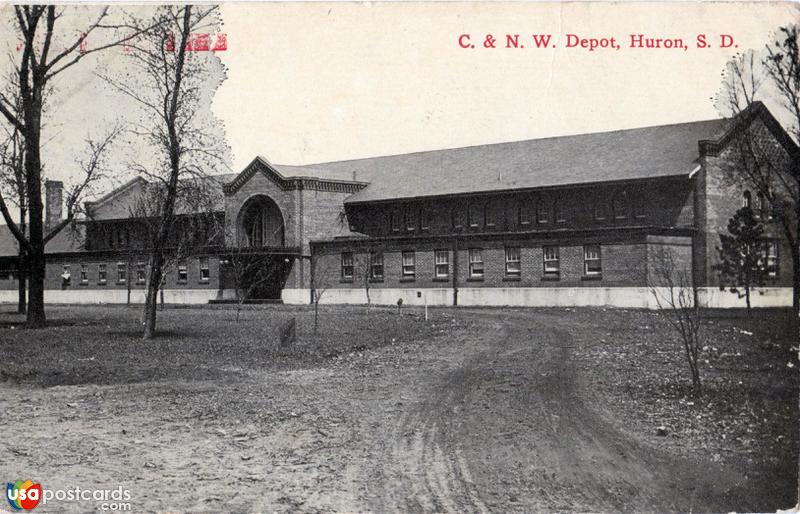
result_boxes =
[388,189,646,233]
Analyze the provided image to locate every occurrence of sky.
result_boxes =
[0,2,798,194]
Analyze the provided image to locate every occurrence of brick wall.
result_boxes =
[699,117,795,288]
[311,235,649,292]
[0,255,222,294]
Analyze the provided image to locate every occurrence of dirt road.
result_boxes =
[0,308,781,512]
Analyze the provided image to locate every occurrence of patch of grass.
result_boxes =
[0,304,459,387]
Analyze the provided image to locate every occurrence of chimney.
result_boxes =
[45,180,63,230]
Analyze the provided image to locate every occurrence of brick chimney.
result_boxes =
[45,180,63,230]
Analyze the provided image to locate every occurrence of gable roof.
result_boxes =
[223,156,368,195]
[330,118,729,204]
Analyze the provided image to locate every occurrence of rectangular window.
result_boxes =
[369,251,384,280]
[505,247,521,276]
[137,262,146,284]
[543,246,560,275]
[584,245,602,276]
[117,262,126,284]
[469,248,484,278]
[405,210,416,232]
[468,204,481,228]
[594,201,607,221]
[420,208,431,231]
[80,264,88,284]
[485,204,496,227]
[199,257,210,282]
[390,211,400,232]
[341,252,354,280]
[554,201,566,223]
[98,264,107,285]
[537,201,549,224]
[434,250,449,278]
[766,241,779,277]
[519,203,531,225]
[61,264,71,285]
[177,263,188,283]
[451,208,463,229]
[633,197,646,219]
[402,251,416,277]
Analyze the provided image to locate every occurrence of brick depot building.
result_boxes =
[0,102,795,308]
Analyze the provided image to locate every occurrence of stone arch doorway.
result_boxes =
[238,195,285,248]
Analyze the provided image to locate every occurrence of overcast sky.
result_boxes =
[1,2,798,196]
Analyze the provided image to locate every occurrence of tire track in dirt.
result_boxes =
[365,310,750,512]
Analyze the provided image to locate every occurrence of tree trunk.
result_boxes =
[17,207,26,314]
[142,254,163,339]
[314,298,319,334]
[23,95,45,328]
[745,286,751,315]
[26,249,45,328]
[17,273,26,314]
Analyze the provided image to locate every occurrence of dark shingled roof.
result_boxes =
[278,118,730,204]
[0,223,85,258]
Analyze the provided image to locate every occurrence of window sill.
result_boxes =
[502,276,521,282]
[581,275,602,281]
[432,277,450,282]
[399,277,416,283]
[466,277,484,282]
[540,275,560,282]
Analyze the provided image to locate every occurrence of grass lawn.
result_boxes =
[0,304,796,511]
[0,304,448,386]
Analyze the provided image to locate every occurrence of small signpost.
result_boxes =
[279,317,296,347]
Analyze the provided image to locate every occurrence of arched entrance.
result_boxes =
[229,195,292,300]
[238,195,285,248]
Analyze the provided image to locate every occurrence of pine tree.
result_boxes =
[714,206,769,314]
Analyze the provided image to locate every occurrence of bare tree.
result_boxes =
[648,246,703,393]
[310,252,339,334]
[0,6,158,327]
[223,251,280,322]
[101,5,229,339]
[356,251,373,310]
[124,176,224,323]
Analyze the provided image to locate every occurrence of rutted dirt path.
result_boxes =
[357,310,753,513]
[0,308,777,512]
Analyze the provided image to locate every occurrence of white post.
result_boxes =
[424,292,428,321]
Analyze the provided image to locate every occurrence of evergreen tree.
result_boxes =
[714,206,769,313]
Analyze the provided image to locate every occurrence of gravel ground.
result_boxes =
[0,304,796,513]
